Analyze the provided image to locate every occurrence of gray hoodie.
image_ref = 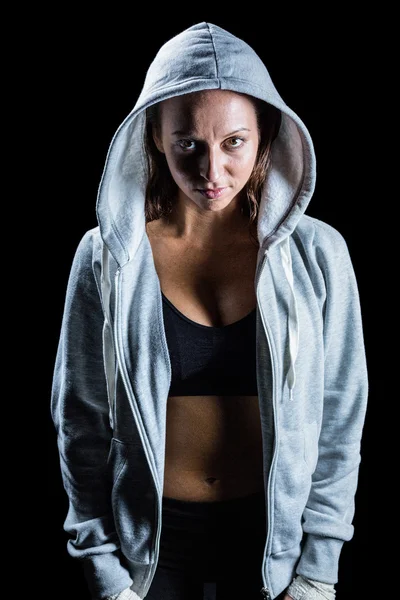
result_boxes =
[50,22,368,600]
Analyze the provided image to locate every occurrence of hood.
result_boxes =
[96,21,316,267]
[96,22,317,399]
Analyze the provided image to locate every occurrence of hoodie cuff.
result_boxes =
[81,551,133,599]
[287,575,335,600]
[106,589,142,600]
[295,535,343,583]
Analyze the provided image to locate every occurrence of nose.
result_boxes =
[199,146,223,182]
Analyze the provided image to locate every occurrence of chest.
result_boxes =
[146,229,260,328]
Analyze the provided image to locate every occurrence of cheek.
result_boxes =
[245,147,260,176]
[166,152,196,180]
[233,151,258,178]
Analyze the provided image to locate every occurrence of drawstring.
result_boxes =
[101,243,117,428]
[280,236,299,400]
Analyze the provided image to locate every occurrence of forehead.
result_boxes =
[159,90,257,129]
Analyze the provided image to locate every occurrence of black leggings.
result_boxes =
[145,488,277,600]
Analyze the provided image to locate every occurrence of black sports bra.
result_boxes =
[161,291,258,396]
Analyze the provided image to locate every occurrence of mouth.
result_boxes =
[196,187,227,199]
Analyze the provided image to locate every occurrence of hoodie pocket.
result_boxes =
[303,421,319,473]
[108,438,155,565]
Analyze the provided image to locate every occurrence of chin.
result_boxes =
[200,197,235,212]
[190,190,238,211]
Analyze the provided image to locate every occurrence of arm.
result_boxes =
[296,222,369,583]
[50,231,134,600]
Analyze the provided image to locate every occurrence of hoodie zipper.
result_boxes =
[255,248,278,599]
[113,269,162,598]
[113,250,277,599]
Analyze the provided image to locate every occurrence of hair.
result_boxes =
[143,92,281,246]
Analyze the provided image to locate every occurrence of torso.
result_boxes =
[146,218,264,502]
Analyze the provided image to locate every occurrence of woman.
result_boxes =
[51,22,368,600]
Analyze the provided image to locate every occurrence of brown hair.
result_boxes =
[143,93,281,246]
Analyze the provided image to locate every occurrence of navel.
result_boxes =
[205,477,219,485]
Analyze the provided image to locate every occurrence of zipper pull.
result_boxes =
[260,587,271,599]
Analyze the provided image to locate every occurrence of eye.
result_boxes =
[177,140,196,151]
[225,137,245,149]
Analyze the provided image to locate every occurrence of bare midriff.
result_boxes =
[163,394,264,501]
[146,217,264,502]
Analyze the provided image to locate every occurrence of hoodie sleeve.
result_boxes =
[296,220,369,583]
[50,230,134,600]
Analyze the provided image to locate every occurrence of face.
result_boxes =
[152,89,260,212]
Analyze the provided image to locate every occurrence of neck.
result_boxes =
[164,191,256,248]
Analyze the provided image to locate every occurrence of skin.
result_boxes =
[152,88,260,246]
[148,89,294,599]
[148,89,266,500]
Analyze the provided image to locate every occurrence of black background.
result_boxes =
[47,15,377,600]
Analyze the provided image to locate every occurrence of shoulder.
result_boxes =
[296,214,347,244]
[75,226,102,255]
[67,226,104,285]
[71,226,103,266]
[291,216,358,290]
[294,215,360,299]
[294,214,351,259]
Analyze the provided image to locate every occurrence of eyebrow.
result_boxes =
[171,128,251,137]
